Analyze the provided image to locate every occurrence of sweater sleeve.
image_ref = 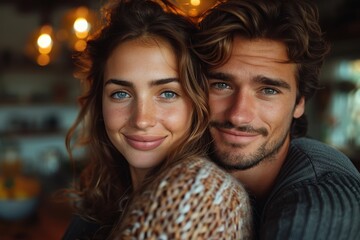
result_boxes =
[259,173,360,240]
[117,158,253,240]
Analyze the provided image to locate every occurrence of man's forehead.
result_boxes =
[231,37,290,62]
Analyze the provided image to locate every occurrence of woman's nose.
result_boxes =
[132,98,157,129]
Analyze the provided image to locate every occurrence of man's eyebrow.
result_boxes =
[207,72,291,90]
[255,76,291,90]
[207,72,234,81]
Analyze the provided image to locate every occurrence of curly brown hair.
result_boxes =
[65,0,209,233]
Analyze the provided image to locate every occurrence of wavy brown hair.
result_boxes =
[65,0,209,232]
[194,0,330,138]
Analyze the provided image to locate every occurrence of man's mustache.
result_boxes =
[209,121,268,136]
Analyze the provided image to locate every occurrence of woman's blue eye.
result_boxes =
[160,91,177,99]
[112,91,130,99]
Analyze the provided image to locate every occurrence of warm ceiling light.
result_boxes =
[173,0,217,18]
[74,17,90,39]
[74,18,89,33]
[37,34,52,49]
[36,25,54,55]
[60,6,97,51]
[190,0,200,6]
[25,24,57,66]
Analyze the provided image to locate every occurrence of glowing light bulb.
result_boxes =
[190,0,200,6]
[74,17,90,39]
[37,34,52,49]
[74,18,89,33]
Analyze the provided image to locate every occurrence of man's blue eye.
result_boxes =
[263,88,278,95]
[112,91,130,99]
[212,82,229,89]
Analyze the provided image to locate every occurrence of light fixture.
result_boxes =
[59,6,97,52]
[173,0,217,18]
[25,24,56,66]
[37,25,53,54]
[23,3,98,67]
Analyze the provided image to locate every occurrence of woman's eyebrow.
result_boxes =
[104,79,133,87]
[104,78,179,87]
[149,77,179,86]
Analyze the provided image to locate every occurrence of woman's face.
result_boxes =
[103,38,193,188]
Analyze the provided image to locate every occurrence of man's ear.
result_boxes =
[293,96,305,118]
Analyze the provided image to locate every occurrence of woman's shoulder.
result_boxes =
[162,157,243,192]
[118,157,253,239]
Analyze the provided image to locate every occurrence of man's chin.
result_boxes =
[210,149,262,171]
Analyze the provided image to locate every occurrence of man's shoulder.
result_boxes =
[260,138,360,239]
[260,172,360,240]
[267,137,360,206]
[285,137,359,179]
[290,137,349,161]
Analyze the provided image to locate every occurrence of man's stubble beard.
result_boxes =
[210,125,290,171]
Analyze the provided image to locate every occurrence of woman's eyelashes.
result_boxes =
[159,90,179,101]
[108,89,181,102]
[111,91,131,99]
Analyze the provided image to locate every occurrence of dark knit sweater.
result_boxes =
[257,138,360,240]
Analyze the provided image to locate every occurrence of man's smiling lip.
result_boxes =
[124,134,167,151]
[217,127,258,137]
[215,127,259,144]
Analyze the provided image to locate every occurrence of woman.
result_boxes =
[63,0,252,239]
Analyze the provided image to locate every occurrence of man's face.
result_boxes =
[208,37,305,170]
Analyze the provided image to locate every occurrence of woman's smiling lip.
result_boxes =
[124,134,167,151]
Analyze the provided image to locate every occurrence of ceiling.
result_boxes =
[0,0,96,24]
[0,0,358,40]
[0,0,359,63]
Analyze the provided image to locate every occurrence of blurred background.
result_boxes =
[0,0,359,239]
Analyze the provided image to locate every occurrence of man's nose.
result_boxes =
[227,91,255,126]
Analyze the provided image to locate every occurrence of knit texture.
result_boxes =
[118,158,252,240]
[259,138,360,240]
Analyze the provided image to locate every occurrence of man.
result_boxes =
[194,0,360,239]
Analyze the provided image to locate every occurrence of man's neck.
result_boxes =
[231,139,290,201]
